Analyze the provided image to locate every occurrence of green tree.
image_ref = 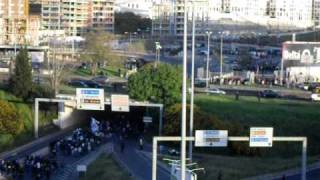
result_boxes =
[238,50,255,70]
[0,100,23,135]
[81,31,121,75]
[128,63,182,107]
[115,12,152,34]
[10,47,32,100]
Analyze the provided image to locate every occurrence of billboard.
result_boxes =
[76,88,105,110]
[111,95,130,112]
[30,52,44,63]
[249,127,273,147]
[282,42,320,64]
[195,130,228,147]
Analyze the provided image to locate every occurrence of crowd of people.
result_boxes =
[0,156,58,180]
[0,116,147,179]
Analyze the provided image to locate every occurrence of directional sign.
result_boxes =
[250,127,273,147]
[195,130,228,147]
[111,94,129,112]
[76,88,104,110]
[143,116,152,123]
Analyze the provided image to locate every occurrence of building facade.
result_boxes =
[87,0,114,32]
[153,0,315,37]
[115,0,154,18]
[0,0,29,45]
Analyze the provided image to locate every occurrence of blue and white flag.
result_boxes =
[90,117,100,134]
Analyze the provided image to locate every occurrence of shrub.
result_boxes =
[0,100,23,135]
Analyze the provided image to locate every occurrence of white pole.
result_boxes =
[280,58,284,86]
[302,138,307,180]
[152,138,158,180]
[206,32,211,89]
[220,34,223,85]
[189,2,195,162]
[34,99,39,138]
[181,0,188,178]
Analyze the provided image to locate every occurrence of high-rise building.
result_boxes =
[88,0,114,32]
[313,0,320,27]
[0,0,29,45]
[61,0,88,37]
[115,0,154,18]
[159,0,315,37]
[151,0,175,36]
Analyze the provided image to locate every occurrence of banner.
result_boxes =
[76,88,105,110]
[282,42,320,64]
[111,95,129,112]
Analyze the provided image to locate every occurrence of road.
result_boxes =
[113,135,170,180]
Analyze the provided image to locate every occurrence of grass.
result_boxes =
[196,154,317,180]
[194,94,320,155]
[73,66,126,78]
[80,153,132,180]
[0,90,59,153]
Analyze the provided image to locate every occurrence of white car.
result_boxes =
[206,88,226,95]
[311,94,320,101]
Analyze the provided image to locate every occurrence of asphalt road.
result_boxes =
[113,135,170,180]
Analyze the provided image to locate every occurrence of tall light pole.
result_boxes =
[189,1,196,162]
[155,42,162,66]
[205,31,212,89]
[219,31,224,85]
[180,0,188,179]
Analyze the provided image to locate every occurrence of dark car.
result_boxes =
[84,80,103,88]
[261,90,280,98]
[91,76,108,85]
[68,79,88,88]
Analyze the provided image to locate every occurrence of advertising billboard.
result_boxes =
[282,42,320,64]
[249,127,273,147]
[76,88,105,111]
[195,130,228,147]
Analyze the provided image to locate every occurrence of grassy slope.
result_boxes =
[0,90,34,152]
[0,90,58,153]
[80,154,132,180]
[193,94,320,178]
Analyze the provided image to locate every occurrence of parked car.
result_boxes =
[261,90,280,98]
[68,79,88,88]
[91,76,108,85]
[311,94,320,101]
[84,80,103,88]
[206,88,226,95]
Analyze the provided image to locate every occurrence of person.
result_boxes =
[235,91,239,100]
[257,91,261,102]
[139,137,144,150]
[120,136,125,153]
[282,174,286,180]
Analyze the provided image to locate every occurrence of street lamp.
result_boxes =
[155,41,162,66]
[205,31,212,89]
[218,31,225,85]
[180,0,188,179]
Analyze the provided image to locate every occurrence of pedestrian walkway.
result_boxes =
[53,143,113,180]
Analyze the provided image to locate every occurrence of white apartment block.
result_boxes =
[153,0,315,37]
[40,0,114,37]
[114,0,154,18]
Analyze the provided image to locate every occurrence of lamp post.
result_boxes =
[205,31,212,89]
[180,0,188,179]
[155,42,162,66]
[219,31,224,85]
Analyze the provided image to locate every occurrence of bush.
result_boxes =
[30,84,55,99]
[0,100,23,135]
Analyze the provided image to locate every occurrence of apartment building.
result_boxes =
[151,0,175,36]
[115,0,153,18]
[88,0,114,32]
[155,0,315,37]
[0,0,29,45]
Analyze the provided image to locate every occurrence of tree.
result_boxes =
[81,31,121,75]
[115,12,152,34]
[0,100,23,135]
[10,47,32,100]
[237,50,255,70]
[128,63,182,107]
